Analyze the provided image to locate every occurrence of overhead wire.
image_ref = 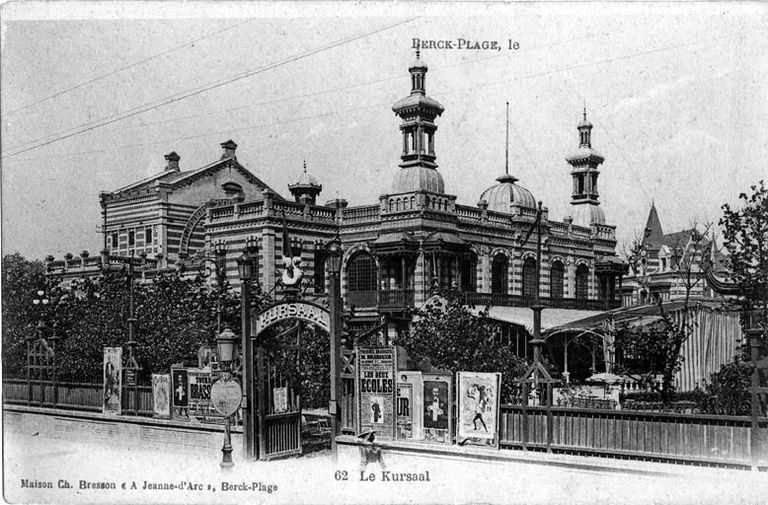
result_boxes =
[6,19,253,115]
[2,17,420,158]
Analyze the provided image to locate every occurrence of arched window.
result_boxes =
[347,252,377,293]
[550,261,564,299]
[491,254,508,294]
[522,258,537,298]
[576,264,589,300]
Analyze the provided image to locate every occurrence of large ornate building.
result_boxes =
[48,54,626,338]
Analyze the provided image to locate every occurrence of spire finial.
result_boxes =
[415,48,420,60]
[505,101,510,176]
[583,98,587,121]
[303,159,307,173]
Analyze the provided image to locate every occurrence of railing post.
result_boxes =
[748,327,762,470]
[521,382,528,451]
[546,382,553,453]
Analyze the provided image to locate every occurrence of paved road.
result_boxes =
[4,431,768,505]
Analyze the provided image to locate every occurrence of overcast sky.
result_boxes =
[2,2,766,260]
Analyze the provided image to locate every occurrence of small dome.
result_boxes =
[409,56,427,71]
[571,204,605,227]
[578,118,593,129]
[479,174,537,213]
[296,170,320,187]
[392,166,445,194]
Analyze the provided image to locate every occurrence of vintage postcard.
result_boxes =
[2,1,767,504]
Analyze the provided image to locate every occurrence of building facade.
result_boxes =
[48,55,626,335]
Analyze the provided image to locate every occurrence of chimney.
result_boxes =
[220,139,238,159]
[164,151,180,172]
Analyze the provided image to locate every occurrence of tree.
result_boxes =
[1,253,46,377]
[720,180,768,316]
[616,222,713,403]
[397,289,528,401]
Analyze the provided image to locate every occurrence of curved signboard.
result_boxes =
[252,301,331,334]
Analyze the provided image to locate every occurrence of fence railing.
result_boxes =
[465,292,622,311]
[3,379,153,416]
[379,289,415,309]
[499,404,768,468]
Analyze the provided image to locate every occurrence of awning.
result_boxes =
[471,306,605,334]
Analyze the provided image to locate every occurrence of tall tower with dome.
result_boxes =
[565,108,606,228]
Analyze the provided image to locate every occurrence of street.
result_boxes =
[4,429,768,505]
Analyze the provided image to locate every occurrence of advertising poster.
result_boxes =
[399,371,423,440]
[422,373,452,444]
[355,346,397,439]
[273,386,288,414]
[151,374,171,418]
[187,368,215,420]
[102,347,122,415]
[396,382,412,439]
[457,372,501,446]
[171,367,189,418]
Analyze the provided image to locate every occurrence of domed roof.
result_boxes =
[290,161,321,188]
[571,203,605,227]
[409,51,427,71]
[392,166,445,194]
[479,174,537,213]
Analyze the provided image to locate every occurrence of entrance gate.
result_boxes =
[251,300,331,460]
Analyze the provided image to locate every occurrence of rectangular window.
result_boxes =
[128,230,135,246]
[145,227,153,244]
[110,233,118,248]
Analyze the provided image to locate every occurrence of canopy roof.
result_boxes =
[469,306,603,334]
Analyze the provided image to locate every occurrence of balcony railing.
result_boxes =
[464,292,622,311]
[345,290,378,308]
[378,289,415,310]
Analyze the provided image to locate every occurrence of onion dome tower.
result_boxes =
[566,108,605,227]
[391,51,446,194]
[288,160,322,205]
[479,102,538,213]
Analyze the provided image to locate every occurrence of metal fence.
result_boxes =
[499,404,768,468]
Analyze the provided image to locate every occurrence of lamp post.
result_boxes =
[217,326,238,470]
[237,237,258,460]
[325,235,344,458]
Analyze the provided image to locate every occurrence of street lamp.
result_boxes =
[217,326,238,470]
[237,237,258,460]
[325,235,344,458]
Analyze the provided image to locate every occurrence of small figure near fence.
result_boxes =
[358,430,386,472]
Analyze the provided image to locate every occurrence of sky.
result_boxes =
[2,2,767,261]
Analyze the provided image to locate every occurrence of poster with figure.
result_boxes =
[457,372,501,446]
[398,371,423,440]
[422,373,452,444]
[151,374,171,418]
[102,347,122,415]
[355,346,397,439]
[171,367,189,419]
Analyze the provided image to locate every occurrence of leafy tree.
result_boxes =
[699,356,753,415]
[397,289,528,401]
[1,253,47,377]
[720,180,768,316]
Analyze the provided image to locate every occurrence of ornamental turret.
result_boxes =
[288,160,322,205]
[566,108,605,226]
[391,51,446,194]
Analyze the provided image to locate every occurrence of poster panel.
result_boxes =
[102,347,122,415]
[457,372,501,447]
[422,372,452,444]
[171,367,189,418]
[187,368,215,420]
[355,346,397,440]
[151,374,171,418]
[273,387,288,414]
[397,371,423,440]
